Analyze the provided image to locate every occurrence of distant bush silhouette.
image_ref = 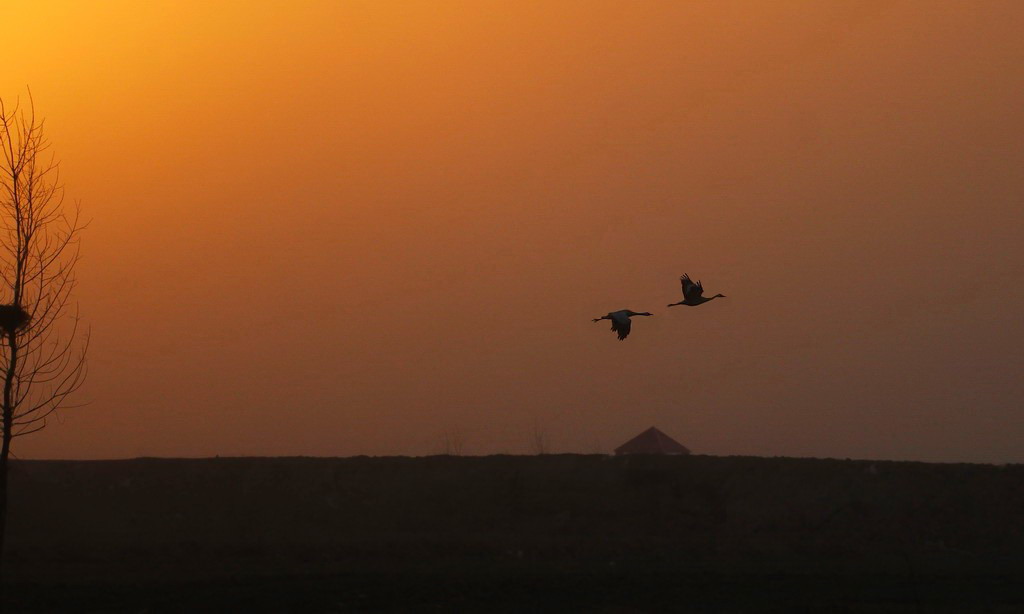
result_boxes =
[529,421,549,455]
[440,428,465,456]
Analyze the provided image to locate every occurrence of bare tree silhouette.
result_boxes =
[529,420,549,455]
[0,93,88,576]
[440,428,465,456]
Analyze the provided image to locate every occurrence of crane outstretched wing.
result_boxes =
[681,274,704,300]
[610,312,632,340]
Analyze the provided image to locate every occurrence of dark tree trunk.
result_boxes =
[0,329,17,580]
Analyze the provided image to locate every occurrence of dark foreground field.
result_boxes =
[3,455,1023,612]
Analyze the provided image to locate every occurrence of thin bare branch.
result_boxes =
[0,92,88,443]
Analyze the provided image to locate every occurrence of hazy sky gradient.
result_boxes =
[3,1,1023,461]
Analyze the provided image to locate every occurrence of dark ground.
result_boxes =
[2,454,1022,612]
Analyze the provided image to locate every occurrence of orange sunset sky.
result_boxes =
[2,1,1022,462]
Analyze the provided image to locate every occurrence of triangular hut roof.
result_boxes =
[614,427,690,455]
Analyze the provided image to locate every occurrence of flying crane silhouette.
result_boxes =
[592,309,653,340]
[667,274,725,307]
